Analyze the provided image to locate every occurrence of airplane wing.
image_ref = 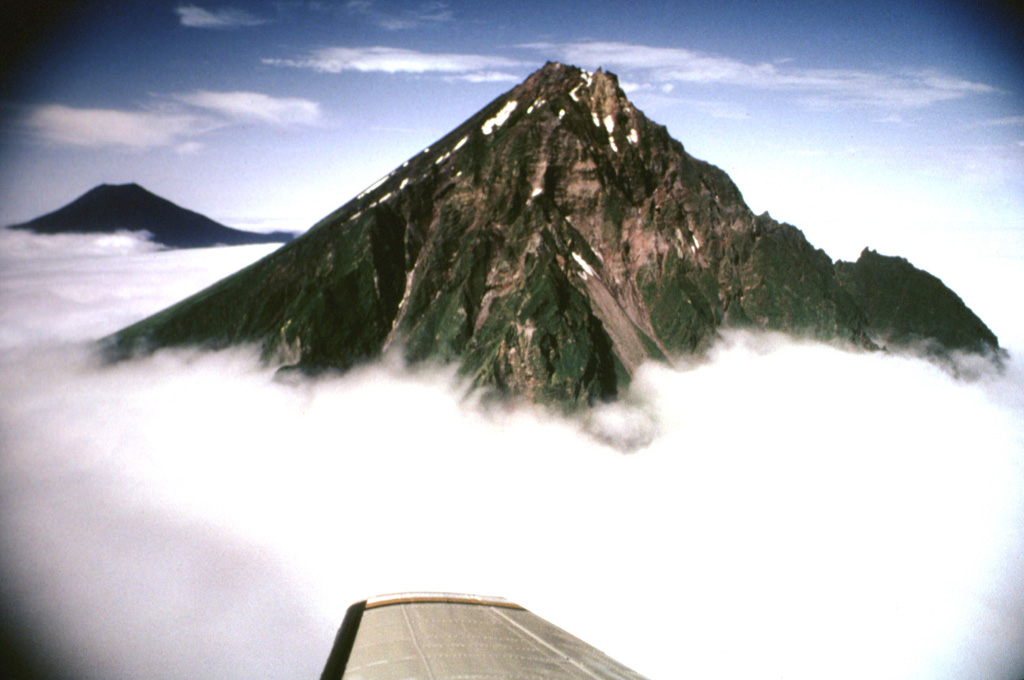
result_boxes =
[320,592,650,680]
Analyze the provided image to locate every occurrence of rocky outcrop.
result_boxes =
[106,62,1000,407]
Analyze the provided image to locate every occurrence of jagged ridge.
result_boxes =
[106,62,1000,407]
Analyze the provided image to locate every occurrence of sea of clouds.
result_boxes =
[1,229,1022,680]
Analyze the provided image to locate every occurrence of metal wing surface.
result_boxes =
[320,593,650,680]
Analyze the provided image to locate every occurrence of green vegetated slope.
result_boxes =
[835,248,998,355]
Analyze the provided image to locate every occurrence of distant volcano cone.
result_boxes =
[107,62,1000,407]
[7,183,295,248]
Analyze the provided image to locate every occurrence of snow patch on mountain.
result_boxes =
[482,101,518,135]
[572,252,596,278]
[357,174,389,200]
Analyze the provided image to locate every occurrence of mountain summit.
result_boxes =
[107,62,1000,406]
[7,183,296,248]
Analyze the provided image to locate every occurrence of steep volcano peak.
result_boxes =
[107,61,1001,408]
[517,61,618,98]
[509,62,636,146]
[8,182,295,248]
[94,181,145,191]
[82,182,151,201]
[315,61,655,241]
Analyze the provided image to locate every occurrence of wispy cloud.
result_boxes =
[174,91,321,125]
[875,113,906,124]
[25,105,211,150]
[345,0,453,30]
[977,115,1024,126]
[524,41,998,109]
[175,4,268,29]
[447,71,522,84]
[685,99,750,120]
[783,147,827,157]
[264,46,523,80]
[174,141,206,155]
[25,91,321,151]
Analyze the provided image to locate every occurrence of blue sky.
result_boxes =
[1,0,1021,278]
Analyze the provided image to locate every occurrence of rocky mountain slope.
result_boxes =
[7,183,295,248]
[834,248,998,355]
[106,62,1000,407]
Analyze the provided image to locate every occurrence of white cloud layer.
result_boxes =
[0,230,281,348]
[174,91,321,125]
[525,41,998,109]
[264,46,522,77]
[1,234,1022,680]
[175,4,268,28]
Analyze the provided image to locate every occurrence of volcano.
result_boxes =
[7,183,296,248]
[107,62,1000,407]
